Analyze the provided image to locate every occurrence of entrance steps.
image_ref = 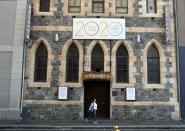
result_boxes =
[0,120,185,130]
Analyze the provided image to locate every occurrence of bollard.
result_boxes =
[113,125,120,131]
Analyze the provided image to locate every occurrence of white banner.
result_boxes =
[73,18,125,40]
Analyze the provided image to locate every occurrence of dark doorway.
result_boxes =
[84,80,110,119]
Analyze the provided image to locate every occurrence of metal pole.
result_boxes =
[20,0,30,121]
[173,0,181,120]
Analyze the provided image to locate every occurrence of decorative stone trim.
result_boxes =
[32,0,56,16]
[23,100,81,105]
[85,40,109,72]
[112,101,179,106]
[60,39,83,87]
[142,39,166,88]
[28,37,53,87]
[111,40,136,88]
[31,26,166,33]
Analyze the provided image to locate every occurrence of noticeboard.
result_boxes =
[126,87,136,101]
[58,87,68,100]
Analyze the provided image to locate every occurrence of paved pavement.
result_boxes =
[0,119,185,131]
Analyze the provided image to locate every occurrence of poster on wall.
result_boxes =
[58,87,68,100]
[126,87,136,101]
[73,18,125,40]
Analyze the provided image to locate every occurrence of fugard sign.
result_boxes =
[73,18,125,40]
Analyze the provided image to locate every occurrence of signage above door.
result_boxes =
[73,18,126,40]
[83,72,110,80]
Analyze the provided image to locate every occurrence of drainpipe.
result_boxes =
[173,0,181,120]
[20,0,31,121]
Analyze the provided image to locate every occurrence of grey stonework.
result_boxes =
[25,0,177,121]
[29,104,82,120]
[31,16,166,28]
[112,105,174,120]
[112,88,170,102]
[25,87,82,101]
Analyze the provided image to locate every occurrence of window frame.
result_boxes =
[68,0,81,13]
[116,45,129,83]
[39,0,51,12]
[66,44,79,83]
[146,0,157,14]
[91,44,104,72]
[147,45,160,84]
[92,0,105,13]
[115,0,128,14]
[34,44,48,82]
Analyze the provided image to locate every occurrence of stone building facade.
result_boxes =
[23,0,179,120]
[0,0,27,120]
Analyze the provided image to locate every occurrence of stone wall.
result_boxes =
[23,0,179,120]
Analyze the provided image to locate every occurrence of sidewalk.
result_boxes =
[0,120,185,129]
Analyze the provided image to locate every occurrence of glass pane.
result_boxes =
[116,45,129,83]
[34,44,48,82]
[115,0,128,13]
[92,0,104,13]
[69,7,81,13]
[39,0,50,12]
[116,0,121,6]
[76,0,81,6]
[147,44,160,83]
[69,0,81,6]
[66,44,79,82]
[147,44,159,57]
[147,0,157,13]
[116,8,128,13]
[69,0,75,6]
[91,44,104,72]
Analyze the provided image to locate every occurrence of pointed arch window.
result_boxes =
[91,44,104,72]
[66,44,79,82]
[116,45,129,83]
[34,44,48,82]
[147,44,160,83]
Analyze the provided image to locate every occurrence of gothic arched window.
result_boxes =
[66,44,79,82]
[34,44,48,82]
[116,45,129,83]
[147,44,160,83]
[91,44,104,72]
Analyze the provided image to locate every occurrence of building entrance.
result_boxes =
[84,80,110,119]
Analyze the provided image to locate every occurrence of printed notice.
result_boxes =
[58,87,68,100]
[126,87,136,101]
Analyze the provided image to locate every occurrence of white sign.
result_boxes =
[73,18,125,40]
[58,87,68,100]
[126,87,136,101]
